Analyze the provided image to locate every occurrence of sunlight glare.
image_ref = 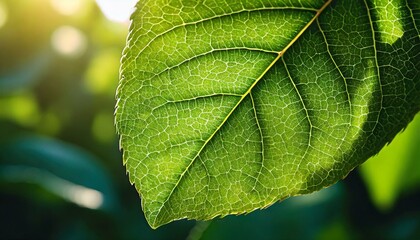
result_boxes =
[95,0,136,23]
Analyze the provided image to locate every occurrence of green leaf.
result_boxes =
[116,0,420,228]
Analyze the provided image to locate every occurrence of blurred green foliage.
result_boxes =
[0,0,419,239]
[360,114,420,212]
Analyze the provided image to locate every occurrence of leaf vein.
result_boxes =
[250,92,265,190]
[363,0,384,135]
[131,6,319,62]
[152,47,278,79]
[152,0,333,225]
[282,58,313,175]
[151,93,242,113]
[406,0,420,40]
[316,18,352,154]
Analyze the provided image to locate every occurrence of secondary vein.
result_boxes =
[250,92,265,189]
[363,0,384,135]
[316,18,353,155]
[130,6,319,62]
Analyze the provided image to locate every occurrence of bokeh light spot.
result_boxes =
[50,0,83,16]
[66,184,104,209]
[84,49,120,95]
[1,166,104,210]
[0,93,40,127]
[51,26,87,58]
[0,2,8,29]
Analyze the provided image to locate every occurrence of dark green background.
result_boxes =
[0,0,419,239]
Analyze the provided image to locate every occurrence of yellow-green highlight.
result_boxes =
[373,0,404,44]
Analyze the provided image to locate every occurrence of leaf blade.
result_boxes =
[116,0,420,228]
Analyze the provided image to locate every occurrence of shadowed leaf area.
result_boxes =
[116,0,420,228]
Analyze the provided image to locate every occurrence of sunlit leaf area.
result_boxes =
[1,0,419,239]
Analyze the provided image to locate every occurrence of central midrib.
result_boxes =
[152,0,334,226]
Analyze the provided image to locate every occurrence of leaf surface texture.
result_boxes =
[116,0,420,228]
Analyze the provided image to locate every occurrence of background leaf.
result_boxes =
[116,0,420,228]
[360,114,420,211]
[0,135,118,211]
